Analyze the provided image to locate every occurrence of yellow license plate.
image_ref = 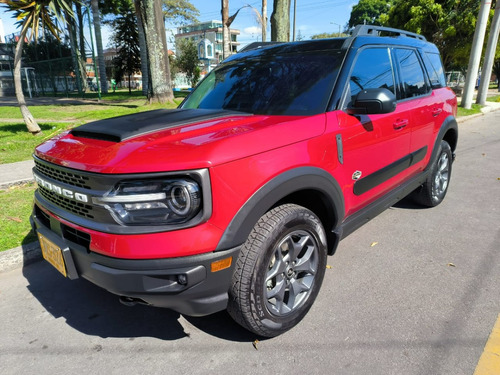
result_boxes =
[38,233,67,277]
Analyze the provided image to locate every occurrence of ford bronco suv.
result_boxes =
[31,25,457,337]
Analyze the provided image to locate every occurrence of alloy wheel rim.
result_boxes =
[264,230,319,316]
[432,152,449,200]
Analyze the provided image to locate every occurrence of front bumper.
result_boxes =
[31,208,240,317]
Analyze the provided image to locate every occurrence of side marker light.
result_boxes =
[211,257,232,272]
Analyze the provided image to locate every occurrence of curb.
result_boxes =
[457,102,500,124]
[457,112,484,123]
[0,241,42,273]
[0,177,34,189]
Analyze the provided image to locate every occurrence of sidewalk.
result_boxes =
[1,98,500,273]
[0,159,35,188]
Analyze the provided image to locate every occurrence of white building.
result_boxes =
[0,19,5,44]
[174,20,240,70]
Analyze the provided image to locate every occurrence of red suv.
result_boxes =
[31,25,457,337]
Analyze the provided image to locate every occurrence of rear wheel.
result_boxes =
[413,140,452,207]
[228,204,327,337]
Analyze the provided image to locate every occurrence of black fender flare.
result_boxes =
[427,115,458,170]
[215,167,345,252]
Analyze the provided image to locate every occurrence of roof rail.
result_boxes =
[351,25,426,41]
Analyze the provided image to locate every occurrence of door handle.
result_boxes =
[393,119,409,130]
[432,108,443,117]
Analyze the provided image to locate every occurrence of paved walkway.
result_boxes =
[0,159,35,188]
[0,96,99,107]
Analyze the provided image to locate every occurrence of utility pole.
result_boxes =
[292,0,297,41]
[476,1,500,105]
[461,0,492,109]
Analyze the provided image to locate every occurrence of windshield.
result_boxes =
[181,50,344,116]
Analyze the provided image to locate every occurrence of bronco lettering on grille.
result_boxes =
[34,173,89,203]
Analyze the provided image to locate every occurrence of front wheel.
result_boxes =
[413,140,453,207]
[228,204,327,337]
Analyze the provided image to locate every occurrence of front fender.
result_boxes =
[215,166,344,252]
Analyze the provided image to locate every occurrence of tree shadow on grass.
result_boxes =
[0,123,64,134]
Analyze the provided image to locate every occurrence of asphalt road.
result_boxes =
[1,111,499,375]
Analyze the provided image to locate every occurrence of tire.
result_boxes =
[227,204,327,337]
[413,140,452,207]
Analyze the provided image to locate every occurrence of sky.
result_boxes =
[0,0,357,49]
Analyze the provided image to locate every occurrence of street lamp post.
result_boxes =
[331,22,341,36]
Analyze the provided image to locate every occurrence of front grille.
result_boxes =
[62,224,91,250]
[38,185,94,219]
[35,160,91,189]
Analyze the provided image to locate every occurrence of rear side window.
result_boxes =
[348,48,395,102]
[396,48,430,99]
[422,52,446,89]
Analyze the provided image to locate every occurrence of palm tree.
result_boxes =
[0,0,73,134]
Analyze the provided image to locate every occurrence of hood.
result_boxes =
[34,108,326,174]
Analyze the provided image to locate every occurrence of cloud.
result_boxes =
[242,26,262,36]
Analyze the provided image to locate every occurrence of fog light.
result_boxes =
[177,274,188,285]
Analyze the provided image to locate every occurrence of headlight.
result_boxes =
[93,179,201,226]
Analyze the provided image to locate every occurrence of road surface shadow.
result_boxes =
[392,195,428,210]
[22,260,256,342]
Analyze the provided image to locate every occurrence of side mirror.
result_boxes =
[347,88,397,115]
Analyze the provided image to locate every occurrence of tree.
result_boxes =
[0,0,73,134]
[22,34,72,63]
[106,0,141,94]
[164,0,199,23]
[65,9,86,94]
[271,0,290,41]
[175,38,201,87]
[132,0,199,95]
[262,0,268,42]
[384,0,480,71]
[132,0,149,95]
[137,0,174,103]
[311,32,340,39]
[91,0,108,93]
[348,0,392,28]
[221,0,230,59]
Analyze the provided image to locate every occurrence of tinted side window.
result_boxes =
[422,52,446,88]
[349,48,395,102]
[396,49,429,99]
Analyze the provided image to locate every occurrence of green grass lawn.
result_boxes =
[46,89,189,102]
[0,98,183,164]
[0,183,37,252]
[457,103,483,117]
